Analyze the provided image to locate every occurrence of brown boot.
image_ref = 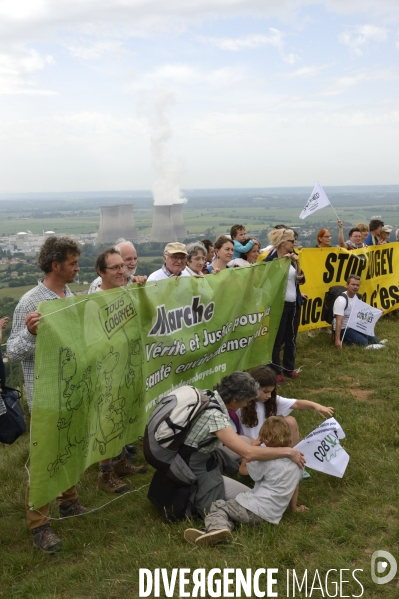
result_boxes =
[98,470,130,493]
[59,499,89,517]
[112,457,148,477]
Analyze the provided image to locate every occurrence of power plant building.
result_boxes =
[97,204,138,244]
[150,202,187,242]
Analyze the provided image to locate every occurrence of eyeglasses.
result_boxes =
[286,239,295,243]
[167,255,187,262]
[105,264,126,272]
[322,235,332,239]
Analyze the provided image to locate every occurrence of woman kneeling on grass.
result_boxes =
[185,416,308,547]
[238,366,334,449]
[180,371,306,519]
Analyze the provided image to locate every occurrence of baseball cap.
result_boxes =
[381,225,393,233]
[164,242,188,255]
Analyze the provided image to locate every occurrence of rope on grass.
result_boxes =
[27,482,150,521]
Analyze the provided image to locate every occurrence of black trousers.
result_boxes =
[271,301,298,375]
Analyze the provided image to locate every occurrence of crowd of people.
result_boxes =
[4,215,393,552]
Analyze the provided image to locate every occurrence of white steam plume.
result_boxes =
[149,89,187,206]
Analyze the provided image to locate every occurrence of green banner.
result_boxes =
[29,261,289,508]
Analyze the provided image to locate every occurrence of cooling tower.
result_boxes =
[118,204,139,241]
[171,203,187,240]
[150,205,176,242]
[97,204,138,244]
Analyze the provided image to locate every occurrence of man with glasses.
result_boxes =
[91,248,147,493]
[89,240,146,293]
[147,242,190,281]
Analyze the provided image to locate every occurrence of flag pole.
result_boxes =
[329,202,340,221]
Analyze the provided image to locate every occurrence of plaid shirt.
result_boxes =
[184,390,231,453]
[7,280,73,411]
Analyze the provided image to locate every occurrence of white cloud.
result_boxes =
[131,63,250,94]
[0,1,398,46]
[0,46,56,95]
[198,28,299,63]
[339,24,388,56]
[318,69,395,96]
[65,39,124,61]
[283,65,329,77]
[147,64,198,83]
[198,30,283,52]
[0,112,146,147]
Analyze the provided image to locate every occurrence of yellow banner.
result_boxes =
[297,244,399,331]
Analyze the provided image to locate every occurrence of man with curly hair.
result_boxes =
[7,236,87,554]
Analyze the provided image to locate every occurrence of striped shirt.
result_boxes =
[184,390,231,453]
[7,280,73,411]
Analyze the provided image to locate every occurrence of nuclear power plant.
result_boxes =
[96,204,138,244]
[150,201,187,242]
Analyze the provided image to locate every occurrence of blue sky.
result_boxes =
[0,0,398,193]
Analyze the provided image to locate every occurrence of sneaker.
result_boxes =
[276,374,286,385]
[112,457,148,478]
[365,344,385,350]
[32,524,62,553]
[195,529,232,547]
[184,528,205,545]
[320,327,332,335]
[379,339,388,345]
[59,499,89,518]
[98,470,130,494]
[288,370,299,379]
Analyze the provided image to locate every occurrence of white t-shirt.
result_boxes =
[235,458,302,524]
[147,268,190,282]
[333,292,356,330]
[237,396,296,440]
[285,264,297,303]
[227,258,251,268]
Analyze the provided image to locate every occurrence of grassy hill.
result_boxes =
[1,315,398,597]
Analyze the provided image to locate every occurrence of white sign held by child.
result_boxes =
[299,182,331,219]
[294,418,349,478]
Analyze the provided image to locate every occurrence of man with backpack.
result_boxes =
[333,274,385,349]
[145,371,306,521]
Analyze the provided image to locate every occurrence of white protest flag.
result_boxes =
[299,182,331,219]
[294,418,349,478]
[346,296,383,337]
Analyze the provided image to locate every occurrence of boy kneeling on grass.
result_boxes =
[184,416,308,547]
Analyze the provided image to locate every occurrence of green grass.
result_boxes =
[1,315,399,597]
[1,202,398,239]
[0,283,91,302]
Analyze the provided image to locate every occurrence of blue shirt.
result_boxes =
[364,232,378,246]
[233,239,254,259]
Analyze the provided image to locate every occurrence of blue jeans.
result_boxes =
[341,327,379,346]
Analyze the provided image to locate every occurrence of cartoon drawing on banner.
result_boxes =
[93,346,126,456]
[46,306,143,474]
[126,338,144,407]
[47,348,93,477]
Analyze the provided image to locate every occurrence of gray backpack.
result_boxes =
[144,385,221,485]
[143,386,222,520]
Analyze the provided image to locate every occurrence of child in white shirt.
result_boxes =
[184,416,308,547]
